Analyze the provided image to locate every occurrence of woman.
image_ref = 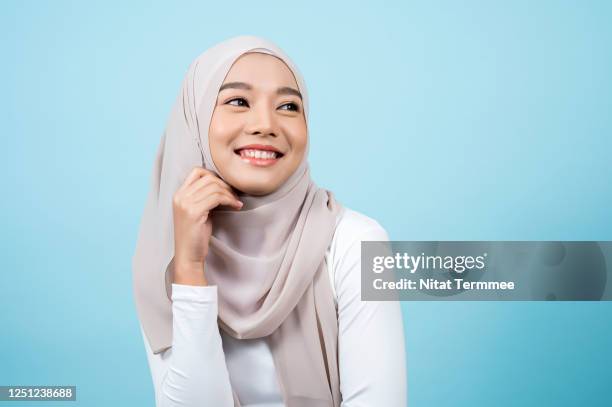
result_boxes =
[132,35,407,407]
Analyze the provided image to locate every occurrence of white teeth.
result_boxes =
[239,149,279,159]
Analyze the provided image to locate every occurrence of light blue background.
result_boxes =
[1,1,611,406]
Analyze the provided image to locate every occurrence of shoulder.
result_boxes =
[330,206,389,255]
[325,207,389,302]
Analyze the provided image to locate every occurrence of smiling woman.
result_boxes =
[209,52,307,195]
[132,35,407,407]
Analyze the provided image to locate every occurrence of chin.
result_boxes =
[232,178,281,196]
[245,183,280,196]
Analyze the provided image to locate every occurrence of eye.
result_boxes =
[226,97,249,107]
[279,102,300,112]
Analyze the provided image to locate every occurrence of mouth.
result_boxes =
[233,144,285,167]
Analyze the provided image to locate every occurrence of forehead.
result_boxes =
[222,52,299,89]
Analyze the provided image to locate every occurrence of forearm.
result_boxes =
[143,284,234,407]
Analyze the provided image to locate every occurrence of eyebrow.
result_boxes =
[218,81,302,100]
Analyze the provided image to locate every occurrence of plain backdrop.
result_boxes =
[1,1,611,406]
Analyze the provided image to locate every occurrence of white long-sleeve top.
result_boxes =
[139,207,407,406]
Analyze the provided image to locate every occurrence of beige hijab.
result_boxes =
[132,35,344,406]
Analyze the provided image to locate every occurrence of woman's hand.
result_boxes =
[171,167,243,286]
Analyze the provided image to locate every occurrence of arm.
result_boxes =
[335,225,408,406]
[140,284,234,407]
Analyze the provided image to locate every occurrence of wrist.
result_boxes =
[172,259,207,286]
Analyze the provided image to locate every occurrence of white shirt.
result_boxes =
[140,207,407,406]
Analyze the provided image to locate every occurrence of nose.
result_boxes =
[244,102,277,137]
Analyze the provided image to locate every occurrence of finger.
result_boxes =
[185,174,236,199]
[192,184,242,207]
[193,191,243,215]
[178,167,215,193]
[183,173,219,196]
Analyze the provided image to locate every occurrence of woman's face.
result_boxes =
[208,52,307,196]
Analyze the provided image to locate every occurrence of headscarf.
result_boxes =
[132,35,344,406]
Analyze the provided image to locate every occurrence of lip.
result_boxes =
[234,144,285,167]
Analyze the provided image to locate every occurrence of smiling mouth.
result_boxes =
[234,148,285,167]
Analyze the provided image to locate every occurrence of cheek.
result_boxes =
[209,111,243,149]
[289,123,308,156]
